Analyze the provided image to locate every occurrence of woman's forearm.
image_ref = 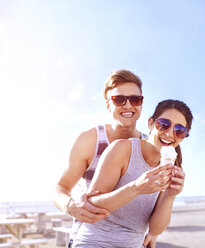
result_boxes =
[149,192,175,235]
[89,164,174,212]
[88,181,138,212]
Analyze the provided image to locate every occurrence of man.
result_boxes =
[53,69,157,248]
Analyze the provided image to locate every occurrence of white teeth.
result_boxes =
[121,112,133,118]
[161,138,172,144]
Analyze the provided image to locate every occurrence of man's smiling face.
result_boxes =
[106,82,143,129]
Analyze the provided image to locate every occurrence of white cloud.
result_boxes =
[0,22,10,69]
[91,91,102,101]
[47,100,109,126]
[67,84,85,101]
[191,111,205,123]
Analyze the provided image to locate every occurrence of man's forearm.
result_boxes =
[53,184,72,214]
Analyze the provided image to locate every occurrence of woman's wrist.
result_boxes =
[148,230,158,237]
[165,190,176,201]
[132,180,141,196]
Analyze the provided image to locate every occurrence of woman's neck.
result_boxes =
[141,140,161,167]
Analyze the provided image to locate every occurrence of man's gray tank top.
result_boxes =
[73,138,159,248]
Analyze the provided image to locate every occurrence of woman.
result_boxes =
[72,99,193,248]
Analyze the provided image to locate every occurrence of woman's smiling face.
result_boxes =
[148,108,187,150]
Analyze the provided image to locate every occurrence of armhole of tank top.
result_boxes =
[129,138,137,162]
[118,138,137,178]
[84,126,99,172]
[129,138,146,166]
[135,138,151,169]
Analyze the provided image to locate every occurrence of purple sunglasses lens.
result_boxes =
[174,125,188,138]
[156,118,171,131]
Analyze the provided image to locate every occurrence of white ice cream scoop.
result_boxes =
[160,146,177,165]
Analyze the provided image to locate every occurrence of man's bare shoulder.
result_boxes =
[76,127,97,143]
[70,127,97,162]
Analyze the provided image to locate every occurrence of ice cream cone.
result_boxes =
[160,146,177,165]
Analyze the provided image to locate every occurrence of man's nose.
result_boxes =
[123,99,132,108]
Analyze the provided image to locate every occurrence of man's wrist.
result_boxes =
[63,196,73,215]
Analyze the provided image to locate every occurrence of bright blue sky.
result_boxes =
[0,0,205,201]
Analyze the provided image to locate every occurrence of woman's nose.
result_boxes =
[164,126,175,137]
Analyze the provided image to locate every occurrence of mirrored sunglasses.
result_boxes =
[156,118,189,139]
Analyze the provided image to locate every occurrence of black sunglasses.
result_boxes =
[156,118,189,139]
[110,95,144,106]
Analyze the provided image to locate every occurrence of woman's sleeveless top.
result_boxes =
[73,138,159,248]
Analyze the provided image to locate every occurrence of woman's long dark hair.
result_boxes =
[151,99,193,168]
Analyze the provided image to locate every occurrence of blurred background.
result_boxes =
[0,0,205,202]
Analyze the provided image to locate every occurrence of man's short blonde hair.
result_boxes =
[103,69,142,100]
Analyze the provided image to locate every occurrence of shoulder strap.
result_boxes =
[96,125,109,157]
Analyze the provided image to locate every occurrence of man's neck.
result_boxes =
[106,123,141,143]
